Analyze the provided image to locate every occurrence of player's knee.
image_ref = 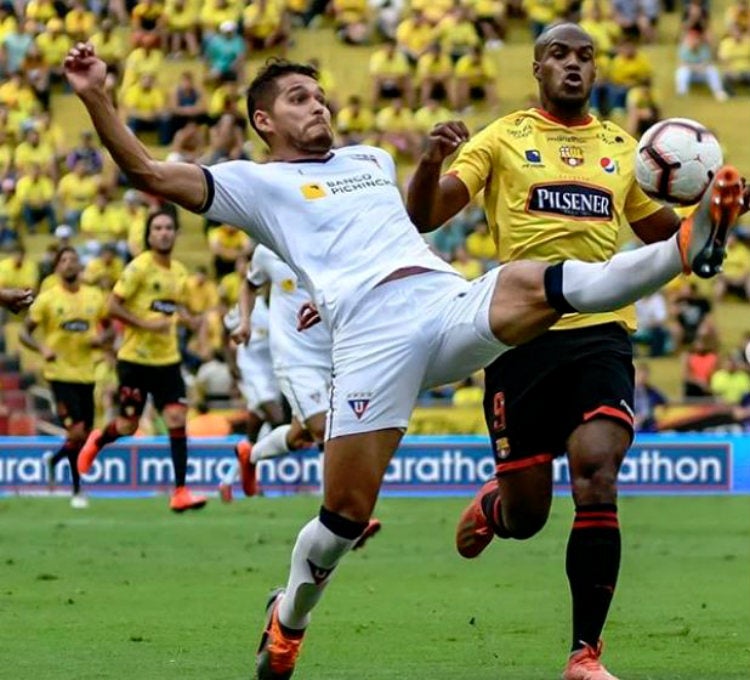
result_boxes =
[68,423,88,446]
[162,405,187,428]
[571,457,620,503]
[504,506,549,540]
[323,489,373,523]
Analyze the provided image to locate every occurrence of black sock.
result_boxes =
[543,262,578,314]
[169,426,188,488]
[97,421,121,448]
[566,503,621,651]
[480,486,512,538]
[65,442,83,494]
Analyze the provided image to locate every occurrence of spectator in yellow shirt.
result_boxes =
[121,32,164,92]
[714,233,750,301]
[471,0,507,47]
[333,0,370,45]
[336,95,375,146]
[89,19,127,78]
[436,5,480,62]
[164,0,199,58]
[0,71,38,118]
[131,0,165,44]
[0,242,39,292]
[65,0,96,43]
[606,38,653,111]
[219,254,248,307]
[0,177,21,245]
[415,42,454,108]
[186,265,220,315]
[209,223,252,277]
[123,73,171,145]
[243,0,289,53]
[34,18,71,82]
[16,163,56,233]
[207,74,245,123]
[25,0,57,25]
[464,221,497,266]
[718,23,750,95]
[396,10,435,64]
[200,0,242,37]
[450,245,483,280]
[22,42,51,112]
[80,187,127,247]
[523,0,567,38]
[625,77,660,136]
[453,44,499,110]
[369,38,413,106]
[83,243,125,291]
[725,0,750,32]
[374,97,419,161]
[0,6,17,44]
[57,159,100,229]
[413,97,452,136]
[121,190,149,258]
[710,353,750,404]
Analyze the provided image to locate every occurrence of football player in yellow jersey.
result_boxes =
[77,210,208,513]
[21,247,112,508]
[408,23,749,680]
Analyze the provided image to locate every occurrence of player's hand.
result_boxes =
[63,43,107,96]
[297,302,321,331]
[422,121,470,164]
[230,319,251,346]
[0,287,34,313]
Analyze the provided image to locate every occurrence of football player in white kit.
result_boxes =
[219,294,285,501]
[67,47,745,679]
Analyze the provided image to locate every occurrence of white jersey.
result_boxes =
[201,145,459,328]
[248,295,271,351]
[247,244,332,373]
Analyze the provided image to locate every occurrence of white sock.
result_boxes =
[559,236,682,313]
[220,458,239,486]
[251,424,292,463]
[277,514,363,630]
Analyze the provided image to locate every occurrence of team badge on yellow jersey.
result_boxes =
[560,145,585,167]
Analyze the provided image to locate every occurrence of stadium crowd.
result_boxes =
[0,0,749,444]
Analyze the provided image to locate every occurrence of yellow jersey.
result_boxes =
[185,275,220,314]
[369,48,411,78]
[0,257,39,290]
[28,284,106,383]
[84,256,125,289]
[15,174,55,207]
[448,108,662,331]
[112,250,188,366]
[79,203,127,238]
[57,172,100,212]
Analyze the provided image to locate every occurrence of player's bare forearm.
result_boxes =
[19,319,41,354]
[107,295,156,331]
[66,43,207,212]
[78,88,206,211]
[406,158,445,232]
[631,205,682,244]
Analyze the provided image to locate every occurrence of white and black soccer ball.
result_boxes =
[635,118,723,206]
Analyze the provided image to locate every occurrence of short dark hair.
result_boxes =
[53,246,78,270]
[246,58,319,141]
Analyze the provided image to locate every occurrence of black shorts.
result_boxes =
[116,360,186,419]
[483,323,635,475]
[50,381,95,430]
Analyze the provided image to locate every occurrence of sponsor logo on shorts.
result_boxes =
[60,318,90,332]
[150,299,177,315]
[307,559,334,585]
[526,183,613,220]
[347,393,371,419]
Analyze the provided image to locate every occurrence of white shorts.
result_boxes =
[236,343,281,413]
[276,366,331,423]
[326,269,509,439]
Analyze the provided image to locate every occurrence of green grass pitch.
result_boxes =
[1,494,749,679]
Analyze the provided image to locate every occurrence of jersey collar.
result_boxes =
[535,107,593,127]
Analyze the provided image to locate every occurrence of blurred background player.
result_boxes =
[77,210,207,513]
[219,291,284,501]
[20,247,111,508]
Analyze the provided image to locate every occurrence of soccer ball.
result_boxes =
[635,118,723,206]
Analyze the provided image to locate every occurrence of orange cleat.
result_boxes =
[256,589,305,679]
[562,641,619,680]
[218,483,233,503]
[235,440,258,497]
[77,428,102,475]
[455,479,499,559]
[352,518,382,551]
[679,165,744,278]
[170,486,208,513]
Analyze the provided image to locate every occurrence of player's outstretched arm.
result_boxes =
[406,121,471,232]
[64,43,207,213]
